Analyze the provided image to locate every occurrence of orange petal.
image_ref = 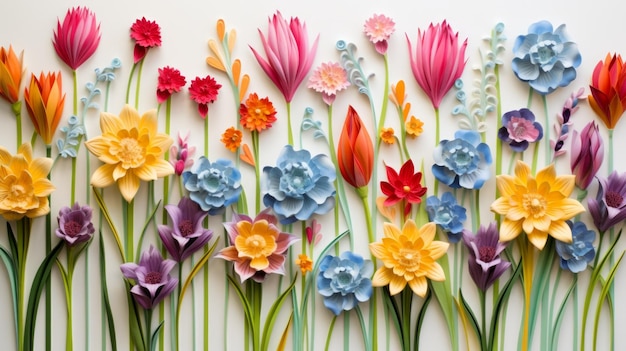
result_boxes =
[239,74,250,101]
[232,59,241,87]
[239,143,255,167]
[216,19,225,41]
[228,29,237,54]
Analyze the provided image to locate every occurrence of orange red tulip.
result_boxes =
[337,105,374,189]
[24,72,65,145]
[588,53,626,129]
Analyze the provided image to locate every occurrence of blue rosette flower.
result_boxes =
[317,251,373,315]
[426,192,467,243]
[432,130,492,190]
[512,20,581,95]
[263,145,336,224]
[555,221,596,273]
[182,156,242,215]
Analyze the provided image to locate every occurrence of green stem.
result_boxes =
[479,289,488,351]
[252,131,261,213]
[72,70,78,115]
[401,288,411,351]
[286,101,293,146]
[12,101,22,148]
[607,128,615,349]
[125,63,138,104]
[46,145,53,351]
[542,95,550,165]
[144,308,153,351]
[376,54,390,137]
[204,114,209,157]
[71,157,77,204]
[357,188,377,351]
[434,108,440,196]
[325,315,338,351]
[16,217,31,351]
[134,60,145,110]
[66,250,76,351]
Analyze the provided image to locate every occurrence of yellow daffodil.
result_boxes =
[491,160,585,250]
[0,143,54,220]
[369,220,448,296]
[85,104,174,202]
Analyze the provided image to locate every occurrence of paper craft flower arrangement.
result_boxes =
[1,5,625,351]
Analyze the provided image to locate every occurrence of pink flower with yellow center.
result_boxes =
[364,14,395,54]
[308,61,350,105]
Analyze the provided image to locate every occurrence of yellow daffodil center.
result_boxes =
[118,136,144,168]
[1,173,35,211]
[523,193,546,217]
[234,220,278,270]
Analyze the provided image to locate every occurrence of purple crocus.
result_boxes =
[498,108,543,152]
[570,121,603,190]
[55,202,95,246]
[158,196,213,262]
[120,245,178,310]
[462,223,511,291]
[588,170,626,233]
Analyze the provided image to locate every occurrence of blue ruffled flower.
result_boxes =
[182,157,241,215]
[555,221,596,273]
[512,21,581,95]
[263,145,336,224]
[432,130,492,190]
[426,192,467,243]
[317,251,373,316]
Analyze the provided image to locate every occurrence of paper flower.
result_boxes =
[250,11,318,103]
[364,14,395,55]
[555,221,596,273]
[462,223,511,291]
[182,157,241,215]
[498,108,543,152]
[295,254,313,275]
[53,6,101,70]
[156,66,186,104]
[55,202,95,246]
[24,71,65,145]
[405,116,424,138]
[307,61,350,105]
[380,159,427,217]
[85,105,174,202]
[239,93,277,132]
[0,46,24,104]
[305,218,322,245]
[0,143,54,221]
[220,127,242,152]
[570,121,603,190]
[216,209,298,283]
[588,53,626,130]
[120,245,178,310]
[188,75,221,118]
[380,128,395,144]
[370,220,448,296]
[130,17,161,63]
[426,192,467,243]
[407,20,467,109]
[432,130,492,190]
[158,196,213,262]
[512,21,581,95]
[262,145,336,225]
[317,251,373,315]
[337,105,374,189]
[491,161,585,249]
[169,131,195,176]
[587,170,626,233]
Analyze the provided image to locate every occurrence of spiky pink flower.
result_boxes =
[53,7,101,70]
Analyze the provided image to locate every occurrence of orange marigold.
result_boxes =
[239,93,277,132]
[221,127,242,152]
[406,116,424,138]
[295,253,313,274]
[380,127,395,144]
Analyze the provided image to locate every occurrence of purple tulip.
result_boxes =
[588,171,626,233]
[120,246,178,310]
[570,121,604,190]
[55,202,95,246]
[462,223,511,291]
[158,197,213,262]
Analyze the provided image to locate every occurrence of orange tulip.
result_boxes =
[0,46,24,104]
[24,71,65,145]
[337,105,374,189]
[588,53,626,130]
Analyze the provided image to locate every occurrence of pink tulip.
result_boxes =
[53,7,101,70]
[571,121,604,190]
[407,21,467,109]
[250,11,319,103]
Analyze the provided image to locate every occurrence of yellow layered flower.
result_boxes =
[0,143,55,220]
[491,161,585,250]
[370,220,448,296]
[234,220,278,270]
[24,71,65,145]
[85,105,174,202]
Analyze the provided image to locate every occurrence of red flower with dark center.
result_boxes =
[130,17,161,63]
[156,66,186,103]
[380,159,427,217]
[188,75,221,118]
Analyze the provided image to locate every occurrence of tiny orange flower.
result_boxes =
[239,93,277,132]
[221,127,242,152]
[380,127,395,144]
[295,254,313,275]
[405,116,424,138]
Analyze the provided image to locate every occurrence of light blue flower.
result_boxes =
[555,221,596,273]
[432,130,492,190]
[317,251,373,316]
[263,145,336,224]
[182,157,241,215]
[512,21,581,95]
[426,192,467,243]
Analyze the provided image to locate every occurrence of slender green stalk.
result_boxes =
[12,101,22,148]
[479,289,488,351]
[286,101,293,146]
[134,60,146,110]
[144,308,153,351]
[401,288,411,351]
[573,284,579,351]
[433,108,440,196]
[541,95,550,165]
[325,315,338,351]
[16,217,31,351]
[124,199,135,351]
[357,189,377,351]
[65,250,76,351]
[376,54,390,137]
[125,63,138,104]
[607,128,615,349]
[45,145,53,351]
[252,131,261,213]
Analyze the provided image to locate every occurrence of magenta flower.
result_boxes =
[156,66,186,104]
[250,11,319,103]
[570,121,603,190]
[188,75,221,118]
[130,17,161,63]
[169,131,196,176]
[52,6,101,71]
[120,245,178,310]
[407,20,467,109]
[363,14,395,55]
[462,223,511,291]
[588,171,626,233]
[498,108,543,152]
[55,202,95,246]
[158,197,213,262]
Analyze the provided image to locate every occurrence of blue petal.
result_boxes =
[512,58,540,80]
[528,21,554,35]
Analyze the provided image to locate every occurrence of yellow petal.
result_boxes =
[426,241,449,260]
[84,136,110,158]
[495,174,517,197]
[536,163,556,185]
[369,242,387,260]
[383,222,402,241]
[239,74,250,100]
[490,196,512,215]
[139,109,158,136]
[551,175,576,197]
[119,105,140,130]
[549,220,573,243]
[29,157,52,180]
[149,134,174,153]
[388,274,407,296]
[100,111,123,135]
[407,276,428,297]
[133,164,157,181]
[417,222,436,244]
[216,19,225,41]
[32,179,55,197]
[371,267,392,287]
[17,143,33,162]
[26,198,50,218]
[227,29,237,54]
[514,161,531,184]
[118,171,140,202]
[402,220,420,241]
[91,163,116,188]
[527,229,548,250]
[553,198,585,219]
[206,56,225,72]
[149,159,175,178]
[500,219,522,242]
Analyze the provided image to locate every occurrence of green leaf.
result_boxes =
[489,260,521,351]
[226,274,255,337]
[99,230,117,351]
[276,313,292,351]
[126,285,146,351]
[92,188,125,261]
[414,286,432,351]
[550,276,577,350]
[0,245,18,342]
[6,222,18,266]
[381,287,402,344]
[135,199,161,261]
[261,274,297,351]
[150,321,164,351]
[593,250,624,349]
[458,289,481,348]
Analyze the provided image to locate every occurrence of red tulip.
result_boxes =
[337,105,374,189]
[588,53,626,130]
